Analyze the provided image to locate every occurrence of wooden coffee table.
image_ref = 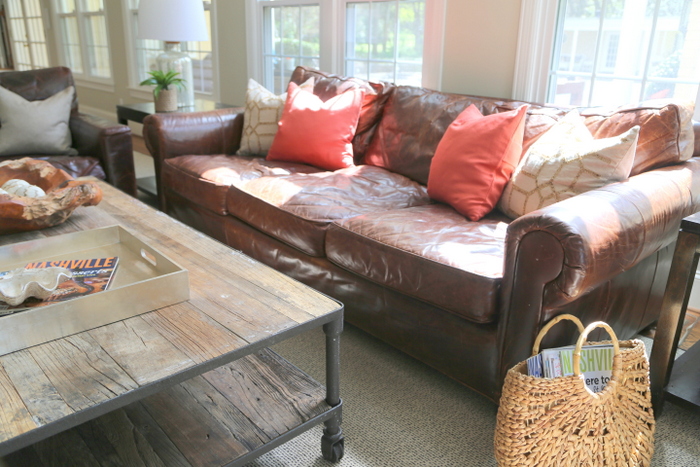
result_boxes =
[0,181,344,465]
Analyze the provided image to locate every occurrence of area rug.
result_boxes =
[242,325,700,466]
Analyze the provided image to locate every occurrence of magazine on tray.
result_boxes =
[0,257,119,314]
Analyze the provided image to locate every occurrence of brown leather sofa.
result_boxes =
[144,66,700,402]
[0,67,136,195]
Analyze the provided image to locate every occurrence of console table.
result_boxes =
[650,211,700,416]
[117,100,236,197]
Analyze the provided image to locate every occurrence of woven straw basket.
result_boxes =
[495,314,655,466]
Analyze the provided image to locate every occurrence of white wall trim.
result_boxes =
[245,0,262,83]
[512,0,559,103]
[121,0,138,89]
[128,86,154,101]
[79,104,118,122]
[74,78,116,93]
[208,0,221,101]
[80,104,145,136]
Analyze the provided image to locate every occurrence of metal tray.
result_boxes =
[0,225,189,356]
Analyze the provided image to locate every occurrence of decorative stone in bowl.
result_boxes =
[0,158,103,235]
[0,267,72,306]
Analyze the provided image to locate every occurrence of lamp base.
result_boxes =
[156,42,194,108]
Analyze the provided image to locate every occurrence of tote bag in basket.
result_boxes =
[494,314,655,467]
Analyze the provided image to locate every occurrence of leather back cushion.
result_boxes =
[364,86,561,185]
[0,67,77,114]
[581,101,694,176]
[289,66,395,161]
[365,85,694,185]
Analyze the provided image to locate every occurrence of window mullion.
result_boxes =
[587,0,608,106]
[393,0,399,83]
[22,1,36,68]
[639,0,662,102]
[74,6,90,78]
[367,1,373,78]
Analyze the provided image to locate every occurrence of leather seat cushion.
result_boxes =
[325,204,510,323]
[162,154,322,215]
[0,155,105,180]
[226,164,432,257]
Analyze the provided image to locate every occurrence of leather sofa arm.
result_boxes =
[142,107,244,211]
[143,107,245,162]
[495,158,700,391]
[70,112,137,196]
[505,157,700,305]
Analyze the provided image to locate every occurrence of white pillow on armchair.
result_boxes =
[0,85,78,156]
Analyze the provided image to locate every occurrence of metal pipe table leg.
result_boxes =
[321,314,344,462]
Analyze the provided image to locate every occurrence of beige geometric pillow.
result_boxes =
[499,110,640,218]
[237,78,314,156]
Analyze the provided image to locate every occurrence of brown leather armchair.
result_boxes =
[0,67,137,196]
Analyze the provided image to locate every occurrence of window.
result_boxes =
[5,0,49,70]
[54,0,111,79]
[514,0,700,112]
[248,0,444,94]
[126,0,215,95]
[345,0,424,86]
[261,2,320,94]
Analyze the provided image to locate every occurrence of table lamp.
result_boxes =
[137,0,208,108]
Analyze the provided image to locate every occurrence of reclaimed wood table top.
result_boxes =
[0,181,343,457]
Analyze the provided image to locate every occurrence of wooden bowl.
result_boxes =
[0,158,103,235]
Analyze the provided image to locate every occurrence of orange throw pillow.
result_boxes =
[267,82,364,171]
[427,104,529,221]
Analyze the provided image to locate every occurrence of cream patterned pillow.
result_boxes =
[237,78,314,156]
[499,110,640,218]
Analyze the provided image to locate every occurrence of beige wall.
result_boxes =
[441,0,521,98]
[67,0,521,117]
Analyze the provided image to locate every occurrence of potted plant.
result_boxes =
[139,70,186,112]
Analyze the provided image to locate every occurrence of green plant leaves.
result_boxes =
[139,70,186,99]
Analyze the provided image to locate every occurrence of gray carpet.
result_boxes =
[241,325,700,466]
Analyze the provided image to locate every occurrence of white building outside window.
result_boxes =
[247,0,445,94]
[514,0,700,116]
[54,0,111,80]
[125,0,215,96]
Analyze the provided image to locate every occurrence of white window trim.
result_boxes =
[511,0,558,104]
[121,0,140,91]
[50,0,114,85]
[204,1,220,100]
[514,0,700,119]
[122,0,219,101]
[422,0,446,90]
[245,0,445,89]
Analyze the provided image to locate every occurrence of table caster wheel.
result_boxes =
[321,429,344,462]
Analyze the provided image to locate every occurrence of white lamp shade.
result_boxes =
[138,0,208,42]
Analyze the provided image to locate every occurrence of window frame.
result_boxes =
[5,0,51,71]
[245,0,445,91]
[513,0,700,118]
[121,0,219,101]
[51,0,114,86]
